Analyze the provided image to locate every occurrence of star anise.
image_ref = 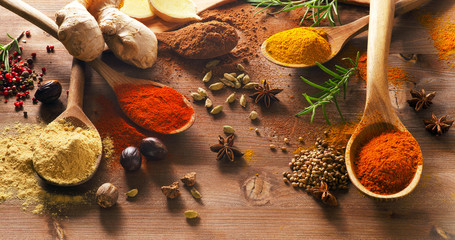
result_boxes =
[423,113,454,136]
[407,89,436,111]
[308,181,337,207]
[210,135,243,162]
[250,80,283,108]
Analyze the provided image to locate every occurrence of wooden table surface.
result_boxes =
[0,0,454,239]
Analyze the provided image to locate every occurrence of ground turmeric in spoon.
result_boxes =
[266,27,331,65]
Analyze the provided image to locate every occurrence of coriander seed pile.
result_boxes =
[283,138,349,191]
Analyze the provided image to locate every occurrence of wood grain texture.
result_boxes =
[0,0,454,239]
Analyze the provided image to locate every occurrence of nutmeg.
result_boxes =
[96,183,119,208]
[34,80,62,103]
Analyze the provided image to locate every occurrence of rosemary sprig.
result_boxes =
[296,52,359,125]
[0,32,23,71]
[245,0,341,26]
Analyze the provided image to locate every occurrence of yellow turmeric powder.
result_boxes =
[266,27,331,65]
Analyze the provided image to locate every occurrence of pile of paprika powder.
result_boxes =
[116,84,194,134]
[354,131,422,195]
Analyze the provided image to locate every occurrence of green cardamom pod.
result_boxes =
[205,60,220,69]
[209,82,224,91]
[210,105,223,115]
[203,71,212,82]
[223,125,235,134]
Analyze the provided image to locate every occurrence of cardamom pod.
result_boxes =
[240,94,247,107]
[249,110,258,120]
[229,72,238,78]
[197,87,208,98]
[223,125,235,134]
[126,188,138,198]
[243,82,258,89]
[220,78,235,87]
[237,73,245,80]
[206,60,220,69]
[237,63,245,72]
[190,188,202,199]
[191,92,204,101]
[184,210,199,219]
[205,98,213,108]
[210,105,223,115]
[234,80,241,89]
[209,82,224,91]
[242,74,251,85]
[203,71,212,82]
[226,93,236,103]
[224,73,237,82]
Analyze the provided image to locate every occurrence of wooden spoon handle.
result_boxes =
[0,0,58,38]
[365,0,395,114]
[67,59,85,109]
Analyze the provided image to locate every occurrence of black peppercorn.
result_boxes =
[120,146,142,171]
[139,137,168,161]
[34,80,62,104]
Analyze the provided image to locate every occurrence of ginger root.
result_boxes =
[87,0,158,69]
[55,1,105,61]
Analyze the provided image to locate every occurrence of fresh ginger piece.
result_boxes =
[55,1,105,61]
[87,0,158,69]
[149,0,201,23]
[120,0,155,20]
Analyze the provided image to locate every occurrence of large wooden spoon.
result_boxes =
[344,0,422,200]
[260,0,429,68]
[0,0,195,134]
[34,59,102,186]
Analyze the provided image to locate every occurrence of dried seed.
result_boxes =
[240,94,247,107]
[281,146,287,151]
[223,125,235,134]
[237,73,245,80]
[234,80,242,89]
[197,87,208,98]
[269,144,276,150]
[220,78,235,87]
[184,210,199,219]
[242,74,251,85]
[298,137,304,142]
[190,188,202,199]
[226,92,236,103]
[205,98,213,108]
[206,60,220,69]
[237,63,245,72]
[224,73,237,81]
[249,110,258,120]
[243,82,258,89]
[203,71,212,82]
[191,92,204,101]
[255,128,259,134]
[284,138,290,144]
[209,82,224,91]
[210,105,223,115]
[126,188,138,198]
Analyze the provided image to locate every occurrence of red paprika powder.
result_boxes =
[355,131,422,195]
[116,84,194,134]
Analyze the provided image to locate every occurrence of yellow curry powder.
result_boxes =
[0,122,108,214]
[266,27,331,65]
[420,14,455,66]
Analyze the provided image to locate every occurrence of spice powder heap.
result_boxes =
[33,119,101,185]
[116,84,194,134]
[266,27,331,65]
[355,131,422,195]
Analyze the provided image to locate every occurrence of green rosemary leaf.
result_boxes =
[316,62,341,78]
[300,76,330,91]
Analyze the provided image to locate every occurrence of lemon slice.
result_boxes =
[120,0,155,20]
[149,0,202,23]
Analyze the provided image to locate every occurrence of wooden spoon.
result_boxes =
[260,0,429,68]
[34,59,102,187]
[0,0,195,134]
[344,0,422,200]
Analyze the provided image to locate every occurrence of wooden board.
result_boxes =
[0,0,454,239]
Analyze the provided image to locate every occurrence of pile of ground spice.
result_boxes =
[355,131,422,195]
[420,14,455,66]
[116,84,194,134]
[325,121,358,148]
[33,119,102,185]
[0,123,94,214]
[357,52,414,88]
[158,21,239,59]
